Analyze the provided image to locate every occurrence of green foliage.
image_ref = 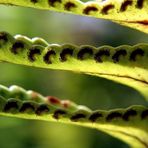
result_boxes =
[0,0,148,147]
[0,31,148,100]
[0,85,148,148]
[0,0,148,33]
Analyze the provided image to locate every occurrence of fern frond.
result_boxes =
[0,31,148,99]
[0,0,147,33]
[0,84,148,148]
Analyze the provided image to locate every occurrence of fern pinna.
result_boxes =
[0,0,148,147]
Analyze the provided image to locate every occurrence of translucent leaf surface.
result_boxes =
[0,32,148,100]
[0,85,148,148]
[0,0,147,33]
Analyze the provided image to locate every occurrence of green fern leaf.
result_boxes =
[0,85,148,148]
[0,32,148,99]
[0,0,147,33]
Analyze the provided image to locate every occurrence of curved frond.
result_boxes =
[0,84,148,148]
[0,0,147,33]
[0,32,148,99]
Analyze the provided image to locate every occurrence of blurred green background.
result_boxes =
[0,4,148,148]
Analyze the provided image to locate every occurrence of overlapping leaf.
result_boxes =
[0,0,148,147]
[0,85,148,148]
